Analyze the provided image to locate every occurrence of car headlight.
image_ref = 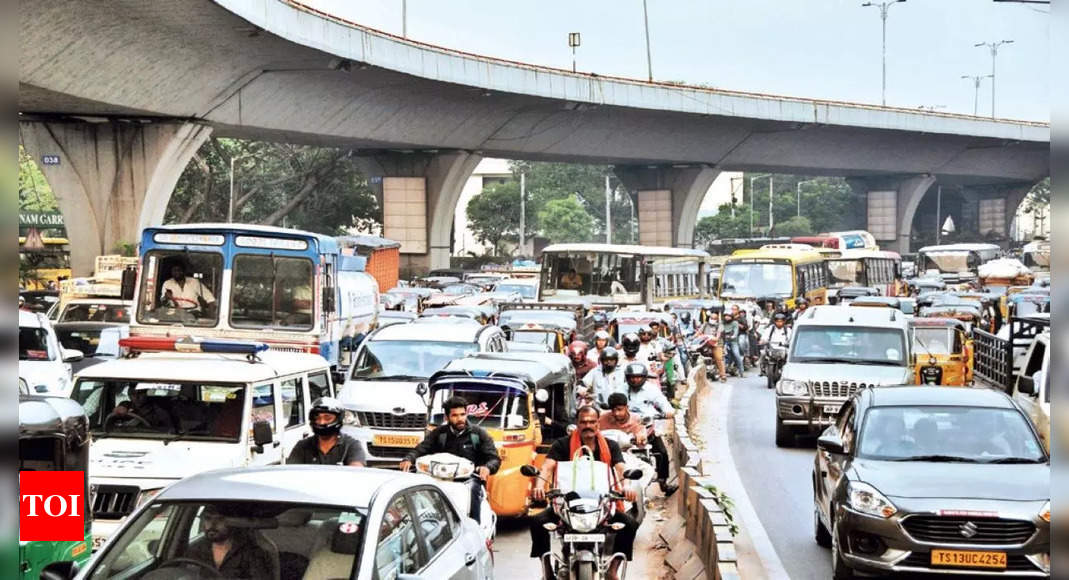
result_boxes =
[343,410,361,427]
[1039,500,1050,523]
[777,378,809,396]
[847,481,897,518]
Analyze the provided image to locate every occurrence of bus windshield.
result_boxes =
[920,251,978,274]
[230,255,315,331]
[540,252,642,298]
[136,251,223,327]
[720,262,792,298]
[827,259,861,286]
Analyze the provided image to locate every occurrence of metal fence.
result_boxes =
[972,327,1013,391]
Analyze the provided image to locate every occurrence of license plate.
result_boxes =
[823,404,842,415]
[930,549,1007,569]
[563,533,606,543]
[91,535,108,551]
[372,434,422,447]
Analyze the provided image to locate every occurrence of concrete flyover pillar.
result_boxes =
[356,150,482,276]
[19,119,212,276]
[851,174,935,254]
[614,164,720,248]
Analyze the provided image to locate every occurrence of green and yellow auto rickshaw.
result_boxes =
[19,395,92,579]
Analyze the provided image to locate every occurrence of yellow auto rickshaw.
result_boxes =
[429,352,576,517]
[909,318,973,386]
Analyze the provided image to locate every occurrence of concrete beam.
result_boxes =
[19,120,212,275]
[894,175,937,254]
[615,164,720,248]
[356,150,482,275]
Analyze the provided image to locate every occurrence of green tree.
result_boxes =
[538,198,596,243]
[695,204,755,245]
[1022,177,1050,214]
[772,215,813,237]
[466,180,522,255]
[18,146,58,212]
[745,175,859,235]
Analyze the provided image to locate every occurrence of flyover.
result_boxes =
[19,0,1049,274]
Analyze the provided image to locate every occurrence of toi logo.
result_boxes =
[20,471,86,542]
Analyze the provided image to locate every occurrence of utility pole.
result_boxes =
[796,178,820,218]
[605,175,612,244]
[975,40,1013,118]
[961,74,993,116]
[228,153,252,223]
[568,33,581,73]
[861,0,906,106]
[519,173,526,255]
[642,0,653,82]
[935,185,942,245]
[768,177,774,233]
[402,0,407,37]
[749,174,771,236]
[730,176,743,218]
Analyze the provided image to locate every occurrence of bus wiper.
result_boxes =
[162,432,190,446]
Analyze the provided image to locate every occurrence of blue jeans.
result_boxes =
[738,333,750,361]
[725,340,745,374]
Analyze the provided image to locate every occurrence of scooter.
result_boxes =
[415,453,497,543]
[762,344,788,389]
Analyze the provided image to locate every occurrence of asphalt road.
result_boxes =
[726,374,834,580]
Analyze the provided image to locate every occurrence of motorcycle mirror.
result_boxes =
[623,468,644,481]
[520,465,539,477]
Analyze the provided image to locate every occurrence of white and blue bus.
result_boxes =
[130,224,378,376]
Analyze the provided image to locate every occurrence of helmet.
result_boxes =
[660,339,677,354]
[621,333,641,357]
[773,312,788,322]
[680,311,692,324]
[623,363,648,388]
[599,346,620,368]
[592,312,609,328]
[593,330,611,342]
[567,341,589,365]
[309,397,345,437]
[796,297,809,307]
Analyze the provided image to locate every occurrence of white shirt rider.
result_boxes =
[760,323,792,348]
[161,265,215,310]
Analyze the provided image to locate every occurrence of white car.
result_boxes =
[19,309,82,395]
[68,340,337,548]
[54,466,493,580]
[340,319,507,466]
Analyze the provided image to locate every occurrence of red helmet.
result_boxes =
[567,341,589,366]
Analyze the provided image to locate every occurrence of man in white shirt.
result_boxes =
[162,263,216,312]
[580,347,625,409]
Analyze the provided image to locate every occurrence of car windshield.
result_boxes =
[430,387,531,429]
[89,500,365,579]
[20,326,54,361]
[443,284,477,295]
[495,284,536,298]
[790,325,906,365]
[352,340,477,380]
[912,327,955,355]
[510,330,555,345]
[720,262,793,298]
[857,406,1046,462]
[70,380,246,440]
[56,328,106,356]
[59,302,130,323]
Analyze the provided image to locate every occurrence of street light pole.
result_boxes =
[749,174,771,236]
[519,172,526,255]
[796,178,820,218]
[961,74,993,116]
[975,40,1013,118]
[642,0,653,82]
[861,0,906,106]
[402,0,407,37]
[228,153,252,223]
[605,175,612,244]
[568,32,581,73]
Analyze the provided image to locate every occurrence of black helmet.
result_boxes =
[599,346,620,366]
[309,397,345,437]
[592,312,609,327]
[680,311,692,324]
[621,333,641,357]
[773,312,788,322]
[623,362,648,388]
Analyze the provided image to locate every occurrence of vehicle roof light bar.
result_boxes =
[119,337,269,356]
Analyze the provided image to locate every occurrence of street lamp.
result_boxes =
[961,74,993,116]
[974,40,1013,118]
[228,153,254,223]
[568,32,581,73]
[749,174,772,236]
[796,178,821,218]
[861,0,907,106]
[641,0,653,82]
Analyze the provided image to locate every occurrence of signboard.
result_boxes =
[40,155,60,166]
[20,212,65,227]
[841,234,867,249]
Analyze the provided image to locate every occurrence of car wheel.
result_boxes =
[775,420,794,448]
[814,507,832,548]
[831,519,854,580]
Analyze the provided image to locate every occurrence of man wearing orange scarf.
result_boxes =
[529,406,640,578]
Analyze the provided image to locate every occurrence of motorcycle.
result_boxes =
[761,344,788,390]
[521,463,644,580]
[686,334,719,380]
[414,453,496,543]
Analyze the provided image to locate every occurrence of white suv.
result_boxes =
[340,319,507,466]
[774,305,913,447]
[19,309,82,396]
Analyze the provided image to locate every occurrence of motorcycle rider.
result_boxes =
[568,340,597,380]
[622,363,677,496]
[400,396,501,521]
[587,330,614,364]
[598,392,647,446]
[697,312,727,382]
[678,311,696,338]
[581,347,625,408]
[721,312,746,377]
[619,332,644,367]
[758,312,792,375]
[589,312,616,345]
[287,397,366,466]
[793,297,810,322]
[530,406,639,579]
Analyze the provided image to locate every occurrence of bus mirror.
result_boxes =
[121,266,137,300]
[322,287,335,312]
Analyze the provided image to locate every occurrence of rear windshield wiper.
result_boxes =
[889,454,977,462]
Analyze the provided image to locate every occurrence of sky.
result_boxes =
[304,0,1049,122]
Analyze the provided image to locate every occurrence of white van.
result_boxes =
[339,319,507,466]
[19,309,82,396]
[68,342,335,548]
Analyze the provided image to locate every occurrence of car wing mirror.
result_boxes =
[40,560,80,580]
[1017,375,1036,396]
[251,420,274,453]
[61,348,84,363]
[816,432,845,455]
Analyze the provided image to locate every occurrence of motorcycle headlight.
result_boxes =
[566,510,602,533]
[847,481,897,518]
[777,378,809,396]
[1039,500,1050,523]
